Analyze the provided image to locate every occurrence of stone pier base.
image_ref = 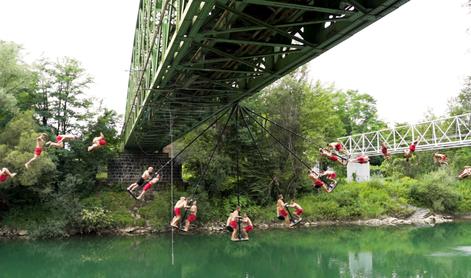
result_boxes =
[108,151,183,185]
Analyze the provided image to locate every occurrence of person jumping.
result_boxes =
[88,132,107,152]
[458,166,471,179]
[319,148,348,166]
[0,168,16,183]
[350,154,370,164]
[403,140,418,161]
[433,153,448,166]
[25,133,48,169]
[46,133,79,149]
[381,142,391,160]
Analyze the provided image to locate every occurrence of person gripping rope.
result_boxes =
[127,167,154,194]
[136,174,161,200]
[25,133,48,169]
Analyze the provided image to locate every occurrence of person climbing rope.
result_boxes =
[240,213,253,240]
[403,140,418,161]
[319,148,348,166]
[350,154,370,164]
[136,173,161,200]
[381,142,391,160]
[458,166,471,179]
[0,168,16,183]
[25,133,48,169]
[127,166,154,195]
[88,132,107,152]
[183,200,197,232]
[286,199,303,222]
[170,196,188,229]
[46,133,79,149]
[276,194,290,226]
[433,153,448,166]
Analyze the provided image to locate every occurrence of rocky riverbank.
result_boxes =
[0,208,456,239]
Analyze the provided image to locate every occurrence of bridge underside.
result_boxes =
[123,0,409,151]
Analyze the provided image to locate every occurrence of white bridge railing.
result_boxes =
[337,112,471,156]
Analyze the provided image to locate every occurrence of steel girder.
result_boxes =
[338,113,471,156]
[123,0,410,151]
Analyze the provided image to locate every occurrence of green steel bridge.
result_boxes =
[123,0,409,152]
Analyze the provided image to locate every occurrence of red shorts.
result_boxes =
[381,147,388,155]
[34,147,42,156]
[357,157,368,164]
[279,209,288,217]
[329,156,338,162]
[99,139,107,146]
[187,213,196,222]
[143,182,153,191]
[174,207,181,217]
[245,225,253,232]
[328,173,337,179]
[409,145,416,152]
[315,179,324,187]
[0,174,8,182]
[295,208,303,216]
[229,220,238,229]
[335,143,342,151]
[56,135,63,143]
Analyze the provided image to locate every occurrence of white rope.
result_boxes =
[170,108,175,266]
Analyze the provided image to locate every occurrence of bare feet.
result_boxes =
[11,173,17,178]
[24,163,29,169]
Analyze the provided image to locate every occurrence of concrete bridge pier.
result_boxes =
[347,162,370,182]
[107,151,183,185]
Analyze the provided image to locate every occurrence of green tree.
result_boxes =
[449,76,471,115]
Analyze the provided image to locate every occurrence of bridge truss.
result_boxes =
[337,113,471,156]
[123,0,409,151]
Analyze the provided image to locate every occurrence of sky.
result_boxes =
[0,0,470,126]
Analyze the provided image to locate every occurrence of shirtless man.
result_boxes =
[136,174,161,200]
[0,168,16,183]
[183,200,198,232]
[320,148,348,166]
[433,153,448,166]
[46,133,79,149]
[308,170,337,193]
[127,167,154,194]
[287,199,303,221]
[327,141,349,156]
[88,132,107,152]
[170,197,188,228]
[240,213,253,240]
[404,140,418,161]
[277,194,290,226]
[227,207,241,240]
[25,133,48,169]
[458,166,471,179]
[381,142,391,160]
[350,154,370,164]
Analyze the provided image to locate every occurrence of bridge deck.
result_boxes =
[123,0,409,151]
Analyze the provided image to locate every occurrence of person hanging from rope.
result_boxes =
[327,141,349,157]
[308,170,337,193]
[46,132,80,149]
[240,213,253,240]
[433,153,448,166]
[136,173,161,200]
[403,140,418,161]
[276,194,290,226]
[127,166,154,195]
[349,154,370,164]
[25,133,48,169]
[226,206,241,240]
[286,199,303,222]
[170,196,188,229]
[183,200,197,232]
[381,142,391,160]
[319,148,348,166]
[88,132,107,152]
[458,166,471,179]
[0,167,16,183]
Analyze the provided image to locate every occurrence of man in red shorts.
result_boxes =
[25,133,48,169]
[320,148,348,166]
[328,141,349,156]
[226,206,241,240]
[240,213,253,240]
[433,153,448,166]
[277,194,290,226]
[287,199,303,222]
[136,174,161,200]
[88,132,107,152]
[0,168,16,183]
[381,142,391,160]
[404,140,418,161]
[170,196,188,228]
[183,200,198,232]
[350,154,370,164]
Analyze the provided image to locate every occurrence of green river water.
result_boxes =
[1,222,471,277]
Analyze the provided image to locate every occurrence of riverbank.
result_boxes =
[0,207,456,239]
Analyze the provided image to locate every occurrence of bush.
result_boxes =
[79,207,114,233]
